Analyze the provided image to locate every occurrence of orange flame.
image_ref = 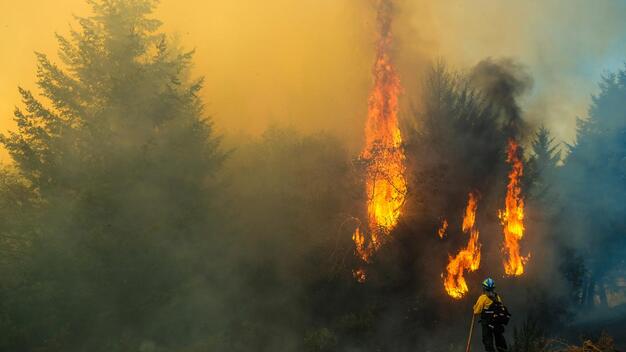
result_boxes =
[499,139,529,276]
[352,0,407,277]
[443,192,481,299]
[437,219,448,239]
[353,268,367,283]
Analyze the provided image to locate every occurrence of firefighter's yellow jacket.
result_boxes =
[473,293,502,315]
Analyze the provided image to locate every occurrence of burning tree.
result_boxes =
[499,139,530,276]
[352,0,407,280]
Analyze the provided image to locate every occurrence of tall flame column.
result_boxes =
[499,139,530,276]
[352,0,407,282]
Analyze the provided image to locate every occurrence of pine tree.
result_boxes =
[0,1,224,349]
[526,125,561,202]
[405,62,506,221]
[561,65,626,309]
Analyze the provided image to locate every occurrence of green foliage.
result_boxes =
[526,126,561,203]
[0,0,224,350]
[559,65,626,307]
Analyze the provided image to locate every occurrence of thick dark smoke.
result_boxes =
[470,57,533,138]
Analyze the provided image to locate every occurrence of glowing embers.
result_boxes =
[443,192,481,299]
[351,0,407,282]
[498,139,530,276]
[437,219,448,239]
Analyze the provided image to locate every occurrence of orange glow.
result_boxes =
[352,0,407,278]
[353,268,367,283]
[443,192,481,299]
[437,219,448,239]
[498,139,529,276]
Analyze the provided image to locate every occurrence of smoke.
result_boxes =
[3,0,625,160]
[377,0,394,39]
[401,0,626,145]
[470,57,533,138]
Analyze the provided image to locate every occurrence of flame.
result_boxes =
[443,192,481,299]
[498,139,529,276]
[353,268,367,283]
[352,0,407,278]
[437,219,448,239]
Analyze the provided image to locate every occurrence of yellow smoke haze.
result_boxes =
[1,0,625,162]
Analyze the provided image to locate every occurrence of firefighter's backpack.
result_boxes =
[481,295,511,326]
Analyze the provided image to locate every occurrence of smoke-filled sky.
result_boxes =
[1,0,625,161]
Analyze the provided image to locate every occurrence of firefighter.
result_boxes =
[473,278,508,352]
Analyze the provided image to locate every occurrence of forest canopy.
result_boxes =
[0,1,624,351]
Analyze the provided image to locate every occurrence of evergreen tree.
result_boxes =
[0,0,224,350]
[405,62,506,222]
[561,65,626,309]
[526,125,561,202]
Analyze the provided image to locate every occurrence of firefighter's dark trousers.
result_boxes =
[481,323,507,352]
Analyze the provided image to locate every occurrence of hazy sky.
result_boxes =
[1,0,625,161]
